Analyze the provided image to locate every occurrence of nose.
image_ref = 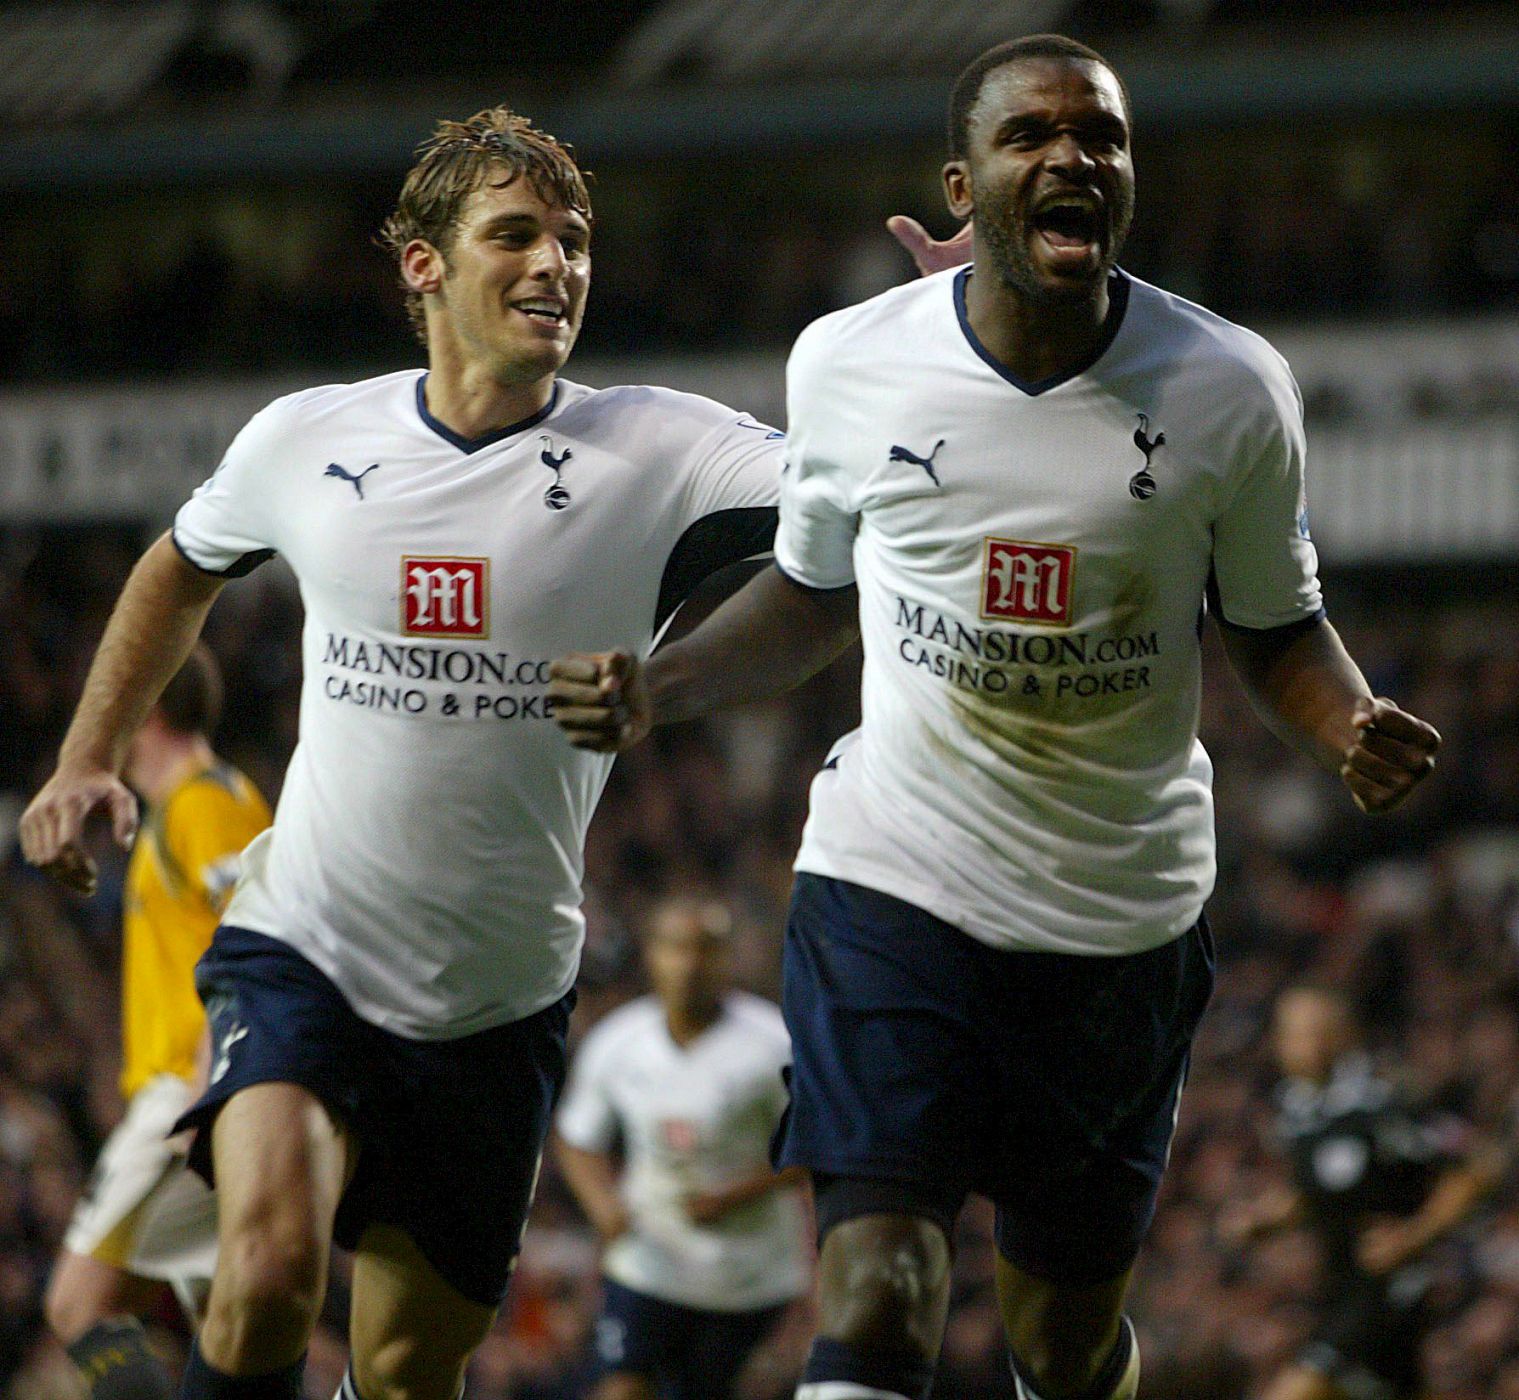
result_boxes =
[1046,133,1095,179]
[530,235,568,281]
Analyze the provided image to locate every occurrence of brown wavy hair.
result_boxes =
[378,107,593,344]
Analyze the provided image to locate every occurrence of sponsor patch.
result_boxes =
[402,556,490,639]
[981,539,1076,626]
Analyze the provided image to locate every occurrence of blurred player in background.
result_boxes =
[1223,986,1506,1400]
[45,646,270,1400]
[555,895,808,1400]
[17,105,823,1400]
[551,32,1442,1400]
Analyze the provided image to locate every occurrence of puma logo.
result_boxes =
[889,439,946,487]
[325,463,381,499]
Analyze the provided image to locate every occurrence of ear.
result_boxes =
[400,238,446,297]
[943,160,974,222]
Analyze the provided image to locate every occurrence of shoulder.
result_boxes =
[791,271,952,370]
[163,763,270,835]
[233,371,422,451]
[1123,275,1301,431]
[555,380,779,453]
[724,992,790,1048]
[577,995,662,1060]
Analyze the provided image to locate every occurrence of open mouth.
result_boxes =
[1031,201,1103,259]
[514,298,567,328]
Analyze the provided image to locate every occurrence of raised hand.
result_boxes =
[887,215,974,277]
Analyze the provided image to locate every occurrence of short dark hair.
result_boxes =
[156,644,223,738]
[377,106,593,345]
[947,34,1129,158]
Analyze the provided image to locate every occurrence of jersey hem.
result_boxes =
[601,1265,808,1314]
[216,917,577,1040]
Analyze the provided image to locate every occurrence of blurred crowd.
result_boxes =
[1,105,1515,386]
[1,528,1517,1400]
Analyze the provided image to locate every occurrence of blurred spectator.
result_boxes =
[2,529,1518,1396]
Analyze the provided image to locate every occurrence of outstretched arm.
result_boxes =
[1217,616,1438,814]
[18,532,224,891]
[550,565,859,752]
[1358,1144,1508,1274]
[553,1136,631,1245]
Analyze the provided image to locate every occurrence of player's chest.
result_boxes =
[617,1060,771,1152]
[855,390,1216,556]
[283,438,668,632]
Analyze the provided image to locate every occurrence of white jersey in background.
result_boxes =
[775,267,1322,956]
[555,992,808,1312]
[174,372,779,1036]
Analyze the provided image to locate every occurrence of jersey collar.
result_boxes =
[415,374,560,454]
[953,267,1130,396]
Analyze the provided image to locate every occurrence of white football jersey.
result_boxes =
[174,372,779,1036]
[775,268,1322,956]
[555,992,808,1311]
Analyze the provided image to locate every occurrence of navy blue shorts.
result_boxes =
[774,874,1214,1285]
[177,927,573,1308]
[593,1279,787,1400]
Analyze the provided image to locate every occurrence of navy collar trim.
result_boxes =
[953,267,1130,396]
[415,375,559,454]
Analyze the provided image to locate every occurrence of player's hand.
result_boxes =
[1357,1218,1424,1274]
[1340,697,1440,815]
[887,215,973,277]
[548,651,652,753]
[18,766,139,896]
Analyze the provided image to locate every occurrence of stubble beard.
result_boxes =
[976,189,1134,307]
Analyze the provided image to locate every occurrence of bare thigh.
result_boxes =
[199,1083,355,1371]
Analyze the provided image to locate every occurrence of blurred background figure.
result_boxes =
[44,647,270,1400]
[1221,986,1508,1400]
[554,896,808,1400]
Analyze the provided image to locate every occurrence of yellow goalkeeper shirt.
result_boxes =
[120,759,271,1099]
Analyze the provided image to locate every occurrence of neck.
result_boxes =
[130,736,213,805]
[423,346,555,442]
[665,1000,721,1047]
[965,259,1112,384]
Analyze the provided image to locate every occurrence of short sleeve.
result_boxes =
[166,782,272,916]
[555,1026,620,1153]
[654,409,783,631]
[1210,357,1324,630]
[173,397,293,577]
[773,322,861,591]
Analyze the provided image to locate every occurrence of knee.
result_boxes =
[819,1216,952,1353]
[354,1337,470,1400]
[215,1216,326,1332]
